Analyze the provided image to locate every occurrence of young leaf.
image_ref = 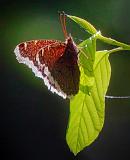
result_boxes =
[67,15,97,35]
[66,49,111,155]
[97,34,130,50]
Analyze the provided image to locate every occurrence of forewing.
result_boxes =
[14,40,68,98]
[37,42,80,98]
[36,42,68,98]
[14,39,60,62]
[37,42,66,70]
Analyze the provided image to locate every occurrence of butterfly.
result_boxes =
[14,12,80,99]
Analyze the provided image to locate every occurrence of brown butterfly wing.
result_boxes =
[14,39,80,98]
[50,54,80,97]
[15,39,60,62]
[14,39,65,78]
[37,41,66,70]
[14,40,68,98]
[37,39,80,98]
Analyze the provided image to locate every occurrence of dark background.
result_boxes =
[1,0,130,160]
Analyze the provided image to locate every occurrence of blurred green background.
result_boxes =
[1,0,130,160]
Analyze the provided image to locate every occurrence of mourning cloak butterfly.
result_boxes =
[14,12,80,99]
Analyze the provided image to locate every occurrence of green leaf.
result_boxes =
[78,37,96,94]
[96,34,130,50]
[66,49,111,155]
[66,14,130,155]
[67,14,130,50]
[78,36,96,77]
[67,15,97,35]
[94,51,111,94]
[97,34,130,50]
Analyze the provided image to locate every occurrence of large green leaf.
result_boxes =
[66,50,111,155]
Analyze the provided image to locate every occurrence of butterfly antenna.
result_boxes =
[59,11,68,39]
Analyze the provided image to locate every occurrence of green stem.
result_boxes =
[107,47,124,54]
[94,47,124,70]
